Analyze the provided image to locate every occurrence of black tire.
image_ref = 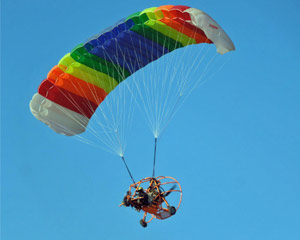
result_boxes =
[123,197,130,207]
[140,219,147,228]
[168,206,176,215]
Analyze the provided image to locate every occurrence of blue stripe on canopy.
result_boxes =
[83,19,169,73]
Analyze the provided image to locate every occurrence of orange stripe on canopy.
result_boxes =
[47,66,108,106]
[155,6,212,44]
[155,5,174,18]
[159,18,212,44]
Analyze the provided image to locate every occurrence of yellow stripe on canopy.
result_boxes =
[140,7,158,20]
[58,53,119,94]
[145,20,196,46]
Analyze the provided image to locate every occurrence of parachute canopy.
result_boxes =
[30,5,235,136]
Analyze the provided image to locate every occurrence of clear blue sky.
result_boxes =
[1,0,300,239]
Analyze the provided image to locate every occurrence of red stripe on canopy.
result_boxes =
[38,79,97,118]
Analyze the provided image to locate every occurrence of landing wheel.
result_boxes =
[168,206,176,215]
[140,219,147,228]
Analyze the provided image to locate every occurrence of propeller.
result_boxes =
[163,184,177,197]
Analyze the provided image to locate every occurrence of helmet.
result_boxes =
[137,187,143,191]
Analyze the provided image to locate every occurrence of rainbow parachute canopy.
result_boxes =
[30,5,235,136]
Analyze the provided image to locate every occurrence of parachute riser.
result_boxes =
[121,156,135,184]
[152,137,158,177]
